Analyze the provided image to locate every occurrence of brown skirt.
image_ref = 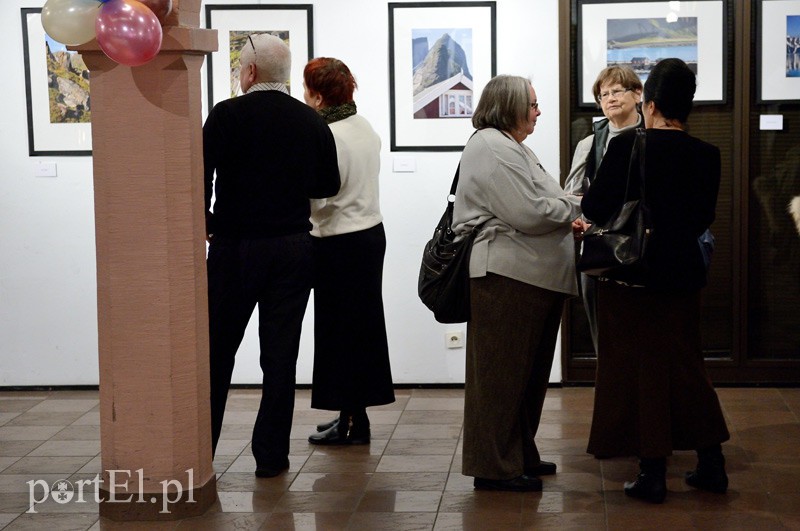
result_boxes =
[586,280,730,459]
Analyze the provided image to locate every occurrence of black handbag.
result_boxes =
[418,164,480,323]
[578,128,651,279]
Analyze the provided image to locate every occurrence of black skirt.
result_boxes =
[586,280,730,458]
[310,223,395,410]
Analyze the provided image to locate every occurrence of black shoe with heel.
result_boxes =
[686,445,728,494]
[474,475,542,492]
[525,460,557,476]
[624,472,667,503]
[308,410,370,445]
[624,457,667,503]
[316,417,339,432]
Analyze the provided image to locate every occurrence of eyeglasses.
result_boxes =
[598,88,632,102]
[247,34,257,58]
[531,102,539,110]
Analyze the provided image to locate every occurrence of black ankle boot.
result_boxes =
[308,409,370,445]
[624,457,667,504]
[686,445,728,494]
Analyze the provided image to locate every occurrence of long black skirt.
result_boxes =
[310,223,395,410]
[586,280,730,459]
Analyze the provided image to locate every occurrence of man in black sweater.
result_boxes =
[203,33,340,477]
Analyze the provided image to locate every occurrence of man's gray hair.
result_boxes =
[472,75,531,133]
[240,33,291,83]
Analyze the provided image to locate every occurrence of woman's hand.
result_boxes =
[572,218,590,241]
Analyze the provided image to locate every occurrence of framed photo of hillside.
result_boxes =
[21,8,92,156]
[205,4,313,109]
[577,0,726,107]
[757,0,800,102]
[389,2,496,151]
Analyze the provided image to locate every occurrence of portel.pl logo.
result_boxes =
[27,469,195,514]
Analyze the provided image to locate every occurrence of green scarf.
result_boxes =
[319,102,357,124]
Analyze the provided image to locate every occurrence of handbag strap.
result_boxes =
[621,128,647,208]
[448,164,460,198]
[630,128,652,230]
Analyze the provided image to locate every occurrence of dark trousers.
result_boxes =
[462,274,566,480]
[207,233,313,469]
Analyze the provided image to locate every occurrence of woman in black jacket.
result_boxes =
[581,58,730,504]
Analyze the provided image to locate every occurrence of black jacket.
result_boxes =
[581,128,720,290]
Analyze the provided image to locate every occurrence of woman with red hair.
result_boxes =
[303,57,395,445]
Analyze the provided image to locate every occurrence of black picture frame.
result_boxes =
[577,0,727,108]
[205,4,314,108]
[21,8,92,156]
[388,1,496,152]
[756,0,800,103]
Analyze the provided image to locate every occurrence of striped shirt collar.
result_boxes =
[246,82,289,95]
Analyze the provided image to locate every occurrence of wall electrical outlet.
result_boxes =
[445,331,464,349]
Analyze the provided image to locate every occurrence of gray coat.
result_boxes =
[453,128,581,296]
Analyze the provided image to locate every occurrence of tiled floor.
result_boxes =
[1,386,799,530]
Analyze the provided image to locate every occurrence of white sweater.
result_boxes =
[310,114,383,237]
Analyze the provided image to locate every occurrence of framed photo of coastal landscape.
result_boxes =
[388,2,496,151]
[21,8,92,156]
[205,4,313,109]
[757,0,800,102]
[577,0,726,107]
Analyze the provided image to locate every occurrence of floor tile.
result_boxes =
[289,472,372,492]
[2,512,98,530]
[357,490,442,513]
[28,440,100,457]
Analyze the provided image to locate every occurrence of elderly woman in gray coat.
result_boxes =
[453,75,582,492]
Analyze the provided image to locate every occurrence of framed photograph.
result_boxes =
[21,8,92,156]
[388,2,496,151]
[577,0,726,107]
[205,4,313,108]
[757,0,800,103]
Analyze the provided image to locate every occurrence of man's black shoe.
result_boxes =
[255,459,289,478]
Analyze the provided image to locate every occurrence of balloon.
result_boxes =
[96,0,162,66]
[41,0,100,46]
[139,0,172,24]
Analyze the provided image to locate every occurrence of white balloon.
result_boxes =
[42,0,100,46]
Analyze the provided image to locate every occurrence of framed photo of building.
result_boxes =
[205,4,313,108]
[577,0,726,107]
[389,2,496,151]
[21,8,92,156]
[757,0,800,103]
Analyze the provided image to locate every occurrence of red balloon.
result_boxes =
[96,0,162,66]
[139,0,171,24]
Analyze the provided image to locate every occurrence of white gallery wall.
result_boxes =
[0,0,563,386]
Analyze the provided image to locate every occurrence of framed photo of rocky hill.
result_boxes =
[205,4,313,109]
[577,0,726,107]
[21,8,92,156]
[389,2,496,151]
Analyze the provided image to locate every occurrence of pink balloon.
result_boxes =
[96,0,162,66]
[139,0,171,24]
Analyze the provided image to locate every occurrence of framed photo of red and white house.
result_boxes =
[757,0,800,103]
[205,4,313,109]
[388,2,496,151]
[577,0,727,107]
[21,8,92,156]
